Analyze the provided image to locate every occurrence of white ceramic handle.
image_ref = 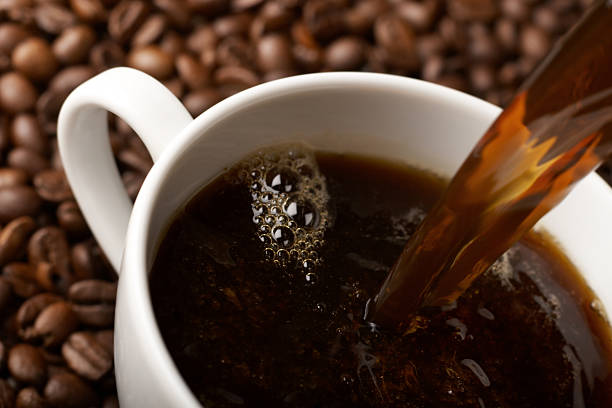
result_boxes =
[58,67,193,272]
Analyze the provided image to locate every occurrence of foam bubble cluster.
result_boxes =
[239,145,330,270]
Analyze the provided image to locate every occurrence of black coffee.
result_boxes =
[149,146,612,407]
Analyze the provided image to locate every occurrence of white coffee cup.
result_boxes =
[58,67,612,407]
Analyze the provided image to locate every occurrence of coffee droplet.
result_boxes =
[244,143,330,268]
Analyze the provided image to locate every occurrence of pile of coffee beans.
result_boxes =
[0,0,604,406]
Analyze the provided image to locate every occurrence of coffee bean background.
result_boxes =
[0,0,606,406]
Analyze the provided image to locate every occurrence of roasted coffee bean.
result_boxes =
[437,16,468,51]
[4,4,34,27]
[0,168,29,189]
[34,3,76,35]
[159,30,186,56]
[258,0,295,32]
[41,348,64,367]
[231,0,264,12]
[7,148,49,177]
[0,72,38,113]
[0,23,29,54]
[89,40,125,70]
[62,331,113,380]
[35,262,73,294]
[217,36,254,67]
[70,242,96,281]
[292,43,323,71]
[69,0,108,23]
[374,14,418,70]
[186,25,217,54]
[127,45,174,80]
[175,53,210,90]
[71,299,115,328]
[131,13,167,47]
[533,6,561,33]
[71,241,113,281]
[214,13,252,38]
[447,0,498,22]
[186,0,230,16]
[69,279,116,305]
[256,33,293,72]
[16,293,63,340]
[345,0,389,35]
[325,36,365,70]
[108,0,149,43]
[8,344,46,385]
[0,186,42,223]
[53,25,97,65]
[433,73,468,92]
[183,88,222,117]
[214,65,259,87]
[468,27,499,62]
[495,18,517,51]
[28,227,71,278]
[36,90,68,135]
[117,148,152,174]
[114,116,135,137]
[498,61,520,86]
[57,201,88,237]
[0,216,36,266]
[44,372,98,408]
[0,379,15,408]
[12,38,58,82]
[10,114,47,154]
[422,54,443,81]
[34,301,78,347]
[3,263,40,298]
[154,0,191,28]
[162,77,184,98]
[302,0,344,41]
[125,132,151,156]
[520,24,551,59]
[0,277,12,312]
[396,0,438,32]
[34,169,73,203]
[94,330,113,355]
[49,66,96,95]
[415,34,446,60]
[16,387,46,408]
[501,0,530,21]
[469,63,495,92]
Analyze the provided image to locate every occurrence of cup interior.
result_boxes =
[141,73,501,267]
[127,73,612,405]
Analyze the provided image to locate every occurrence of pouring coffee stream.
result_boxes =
[369,0,612,327]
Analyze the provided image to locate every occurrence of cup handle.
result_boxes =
[58,67,193,272]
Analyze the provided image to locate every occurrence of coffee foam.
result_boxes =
[239,144,330,271]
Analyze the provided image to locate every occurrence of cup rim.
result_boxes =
[119,72,612,406]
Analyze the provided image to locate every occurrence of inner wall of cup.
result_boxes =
[142,78,612,318]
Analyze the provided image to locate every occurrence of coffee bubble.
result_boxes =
[242,143,330,269]
[272,226,294,248]
[266,167,299,192]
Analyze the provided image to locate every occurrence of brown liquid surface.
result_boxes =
[149,151,612,407]
[370,0,612,325]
